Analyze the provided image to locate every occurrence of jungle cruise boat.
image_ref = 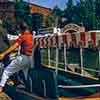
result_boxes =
[1,29,100,100]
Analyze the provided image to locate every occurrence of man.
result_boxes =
[0,19,10,68]
[0,23,33,92]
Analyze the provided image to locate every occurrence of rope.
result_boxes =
[58,84,100,89]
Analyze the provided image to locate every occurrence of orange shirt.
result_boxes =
[17,30,33,56]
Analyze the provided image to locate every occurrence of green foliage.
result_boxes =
[46,6,63,27]
[63,0,74,24]
[59,0,100,30]
[14,1,30,23]
[14,1,34,31]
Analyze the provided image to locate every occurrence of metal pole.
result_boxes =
[98,49,100,78]
[56,47,59,75]
[80,47,84,75]
[64,44,67,71]
[48,47,50,67]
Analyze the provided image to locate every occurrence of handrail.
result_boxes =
[42,64,99,80]
[34,32,100,78]
[42,59,100,73]
[58,84,100,88]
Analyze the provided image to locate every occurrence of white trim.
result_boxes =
[58,84,100,88]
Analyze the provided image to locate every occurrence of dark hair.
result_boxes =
[19,22,28,32]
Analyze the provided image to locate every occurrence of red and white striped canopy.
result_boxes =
[7,32,100,48]
[33,32,100,48]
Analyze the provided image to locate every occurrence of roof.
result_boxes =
[2,0,51,11]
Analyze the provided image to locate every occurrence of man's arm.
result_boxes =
[0,42,19,60]
[3,42,19,56]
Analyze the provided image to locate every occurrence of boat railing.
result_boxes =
[41,47,100,79]
[33,31,100,79]
[58,83,100,88]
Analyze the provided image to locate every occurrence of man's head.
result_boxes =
[19,22,28,33]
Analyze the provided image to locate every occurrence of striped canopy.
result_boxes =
[33,32,100,48]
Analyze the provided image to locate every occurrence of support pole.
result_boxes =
[48,47,51,67]
[64,44,67,71]
[98,49,100,78]
[80,47,84,75]
[56,47,59,75]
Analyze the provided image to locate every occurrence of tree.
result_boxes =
[95,0,100,29]
[63,0,98,30]
[64,0,74,24]
[96,0,100,17]
[46,6,63,27]
[14,0,30,24]
[14,0,34,31]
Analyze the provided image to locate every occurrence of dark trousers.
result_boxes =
[2,54,10,68]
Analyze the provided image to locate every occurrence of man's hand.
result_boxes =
[0,53,5,60]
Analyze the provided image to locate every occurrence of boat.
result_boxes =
[1,31,100,100]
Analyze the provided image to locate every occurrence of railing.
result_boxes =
[40,47,99,78]
[33,32,100,79]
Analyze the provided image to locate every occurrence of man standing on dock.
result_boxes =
[0,22,33,93]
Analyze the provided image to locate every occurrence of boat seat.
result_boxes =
[26,68,59,99]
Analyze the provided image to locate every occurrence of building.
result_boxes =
[30,3,51,27]
[0,0,15,20]
[0,0,51,28]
